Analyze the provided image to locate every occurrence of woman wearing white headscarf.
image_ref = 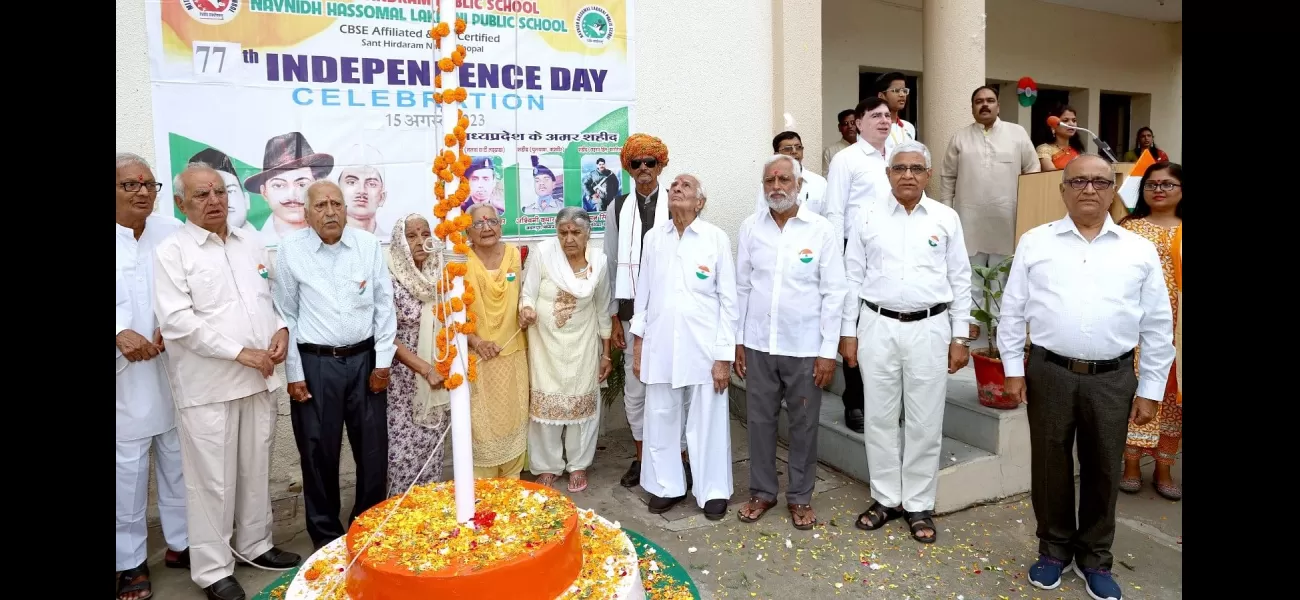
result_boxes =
[384,214,451,495]
[519,207,613,493]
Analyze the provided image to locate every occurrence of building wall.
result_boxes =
[116,0,774,526]
[822,0,1181,162]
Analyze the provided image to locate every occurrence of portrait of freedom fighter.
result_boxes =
[243,132,334,246]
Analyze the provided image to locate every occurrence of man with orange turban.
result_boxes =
[604,133,689,490]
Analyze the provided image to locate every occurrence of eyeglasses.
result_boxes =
[889,165,928,175]
[471,218,502,229]
[1064,178,1115,191]
[886,87,911,95]
[778,145,804,153]
[120,181,163,193]
[629,158,658,169]
[1142,181,1181,192]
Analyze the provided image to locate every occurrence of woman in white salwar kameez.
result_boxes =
[519,207,613,492]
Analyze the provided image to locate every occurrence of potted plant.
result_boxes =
[969,255,1024,410]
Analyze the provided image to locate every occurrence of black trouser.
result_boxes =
[291,343,389,548]
[1025,345,1136,571]
[841,238,864,412]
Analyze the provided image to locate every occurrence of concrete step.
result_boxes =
[728,362,1031,514]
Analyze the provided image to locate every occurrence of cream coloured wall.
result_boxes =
[822,0,1181,163]
[116,0,775,527]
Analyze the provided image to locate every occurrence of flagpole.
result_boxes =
[435,0,475,525]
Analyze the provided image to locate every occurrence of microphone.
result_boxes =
[1046,116,1119,163]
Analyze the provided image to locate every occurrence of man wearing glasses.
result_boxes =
[752,131,827,216]
[998,155,1172,600]
[876,72,917,158]
[822,97,895,433]
[839,141,971,546]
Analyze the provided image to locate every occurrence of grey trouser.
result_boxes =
[744,348,821,505]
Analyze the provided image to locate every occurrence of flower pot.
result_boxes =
[971,348,1025,410]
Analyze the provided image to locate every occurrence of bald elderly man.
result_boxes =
[604,133,690,490]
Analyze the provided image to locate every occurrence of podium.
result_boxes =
[1014,163,1134,244]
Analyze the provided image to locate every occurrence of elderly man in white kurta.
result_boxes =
[115,153,188,600]
[735,155,846,530]
[839,141,973,546]
[938,86,1040,337]
[154,163,301,600]
[630,173,736,520]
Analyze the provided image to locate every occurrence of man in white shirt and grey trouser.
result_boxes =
[839,141,973,546]
[999,155,1173,600]
[734,155,846,530]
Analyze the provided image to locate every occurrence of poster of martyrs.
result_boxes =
[146,0,635,245]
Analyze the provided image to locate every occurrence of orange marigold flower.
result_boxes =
[454,214,472,228]
[444,373,464,390]
[460,321,477,335]
[453,243,471,255]
[443,150,456,164]
[434,74,443,88]
[438,170,453,182]
[444,134,457,147]
[455,18,467,34]
[434,204,450,219]
[451,162,467,177]
[451,52,465,67]
[433,91,444,103]
[468,354,479,382]
[435,22,451,37]
[451,297,465,312]
[438,58,454,72]
[462,289,476,305]
[454,88,469,102]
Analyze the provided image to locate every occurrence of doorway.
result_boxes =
[1030,88,1073,146]
[1099,93,1132,158]
[860,70,919,130]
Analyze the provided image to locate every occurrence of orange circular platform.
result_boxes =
[343,479,582,600]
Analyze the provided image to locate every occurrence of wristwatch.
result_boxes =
[952,337,971,347]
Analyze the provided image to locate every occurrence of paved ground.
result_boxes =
[141,415,1182,599]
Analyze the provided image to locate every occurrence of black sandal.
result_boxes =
[905,510,937,544]
[855,501,902,531]
[117,564,153,600]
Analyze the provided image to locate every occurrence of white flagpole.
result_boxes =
[435,0,475,525]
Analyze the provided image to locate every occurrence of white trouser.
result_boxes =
[640,383,733,508]
[116,428,188,571]
[856,307,950,512]
[970,252,1009,321]
[623,320,688,450]
[528,401,602,475]
[177,392,277,588]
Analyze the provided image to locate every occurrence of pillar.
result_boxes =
[921,0,984,192]
[772,0,823,171]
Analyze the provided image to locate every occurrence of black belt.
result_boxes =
[297,337,375,358]
[1039,346,1134,375]
[863,300,948,323]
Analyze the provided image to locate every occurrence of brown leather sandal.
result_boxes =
[736,497,777,523]
[788,503,817,530]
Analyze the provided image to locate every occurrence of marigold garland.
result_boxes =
[428,15,476,392]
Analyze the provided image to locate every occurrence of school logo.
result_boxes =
[574,5,615,47]
[257,264,269,279]
[798,249,814,264]
[695,265,711,280]
[927,235,940,248]
[505,271,517,282]
[182,0,239,24]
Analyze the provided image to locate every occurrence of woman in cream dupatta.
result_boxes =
[385,214,451,496]
[519,207,613,493]
[464,204,531,479]
[1117,162,1183,501]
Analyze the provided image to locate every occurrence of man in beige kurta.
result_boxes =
[154,163,301,600]
[938,86,1040,334]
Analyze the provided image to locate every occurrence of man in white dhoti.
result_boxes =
[839,141,973,545]
[116,152,188,600]
[937,86,1040,338]
[604,133,690,489]
[155,162,301,600]
[735,155,846,529]
[630,174,736,519]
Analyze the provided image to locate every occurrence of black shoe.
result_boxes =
[648,494,686,514]
[703,499,728,520]
[620,460,641,488]
[845,409,864,433]
[165,547,191,569]
[204,575,247,600]
[684,459,693,491]
[240,547,302,569]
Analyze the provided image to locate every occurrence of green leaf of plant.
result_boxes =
[971,308,994,325]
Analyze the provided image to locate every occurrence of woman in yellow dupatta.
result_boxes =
[1117,162,1183,501]
[464,204,531,478]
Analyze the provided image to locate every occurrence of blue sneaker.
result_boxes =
[1073,564,1123,600]
[1027,555,1069,590]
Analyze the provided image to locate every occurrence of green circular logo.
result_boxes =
[574,5,614,47]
